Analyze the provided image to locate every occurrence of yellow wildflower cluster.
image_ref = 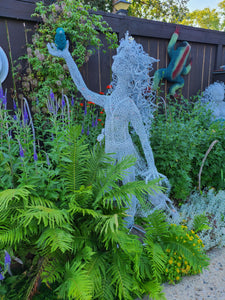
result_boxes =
[163,224,207,284]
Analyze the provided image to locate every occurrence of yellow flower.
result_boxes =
[191,230,195,234]
[176,276,180,281]
[165,268,168,272]
[176,268,180,273]
[177,262,181,267]
[193,243,196,246]
[169,259,173,265]
[174,252,177,255]
[166,249,171,253]
[178,256,182,260]
[184,261,188,265]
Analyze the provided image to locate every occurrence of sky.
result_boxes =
[187,0,221,11]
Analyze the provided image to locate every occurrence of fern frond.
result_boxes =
[56,260,93,300]
[141,280,166,300]
[144,237,167,281]
[0,185,32,210]
[18,205,70,228]
[0,224,25,246]
[60,126,90,193]
[109,250,136,300]
[144,210,170,241]
[36,227,74,253]
[193,213,212,233]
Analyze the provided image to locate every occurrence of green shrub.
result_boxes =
[150,95,225,200]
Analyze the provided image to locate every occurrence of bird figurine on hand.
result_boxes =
[54,27,67,51]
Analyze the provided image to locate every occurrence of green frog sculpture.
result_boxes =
[153,27,192,96]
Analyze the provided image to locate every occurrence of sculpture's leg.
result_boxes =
[122,166,138,228]
[152,68,167,90]
[169,76,184,96]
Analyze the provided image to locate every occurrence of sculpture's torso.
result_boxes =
[104,95,136,160]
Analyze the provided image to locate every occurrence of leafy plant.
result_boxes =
[139,211,209,285]
[149,94,225,200]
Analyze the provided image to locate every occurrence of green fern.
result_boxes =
[192,213,212,233]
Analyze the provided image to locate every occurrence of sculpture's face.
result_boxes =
[112,55,124,76]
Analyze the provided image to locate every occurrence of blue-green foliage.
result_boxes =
[179,189,225,250]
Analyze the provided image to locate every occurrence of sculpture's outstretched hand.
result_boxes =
[47,40,69,58]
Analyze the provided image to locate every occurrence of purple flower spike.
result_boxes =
[50,90,55,100]
[13,100,17,111]
[0,86,4,99]
[84,105,87,115]
[33,150,38,161]
[5,251,11,269]
[87,126,89,136]
[92,118,95,127]
[71,97,74,106]
[0,273,4,281]
[23,105,29,125]
[13,115,17,121]
[18,142,24,158]
[95,116,98,126]
[81,125,84,134]
[61,95,66,109]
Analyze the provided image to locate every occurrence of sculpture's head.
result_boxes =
[202,82,225,104]
[111,32,158,80]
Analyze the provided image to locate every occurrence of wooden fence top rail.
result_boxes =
[1,1,225,46]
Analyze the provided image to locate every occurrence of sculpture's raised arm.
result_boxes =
[47,40,106,108]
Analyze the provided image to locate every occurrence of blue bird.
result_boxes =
[54,27,67,51]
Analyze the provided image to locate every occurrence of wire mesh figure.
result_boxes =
[48,31,177,227]
[201,82,225,121]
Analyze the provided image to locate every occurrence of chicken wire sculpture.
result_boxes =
[201,81,225,121]
[47,30,178,228]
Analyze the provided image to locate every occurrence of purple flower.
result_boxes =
[0,86,4,99]
[23,106,29,125]
[50,90,55,100]
[71,97,74,106]
[13,100,17,110]
[84,105,87,115]
[0,273,4,281]
[18,142,24,158]
[92,118,95,127]
[33,150,38,161]
[95,116,98,126]
[4,251,11,270]
[81,125,84,134]
[13,115,17,121]
[61,95,66,109]
[87,126,89,136]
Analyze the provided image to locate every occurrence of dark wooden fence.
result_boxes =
[1,0,225,106]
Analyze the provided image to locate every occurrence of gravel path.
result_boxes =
[140,247,225,300]
[162,247,225,300]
